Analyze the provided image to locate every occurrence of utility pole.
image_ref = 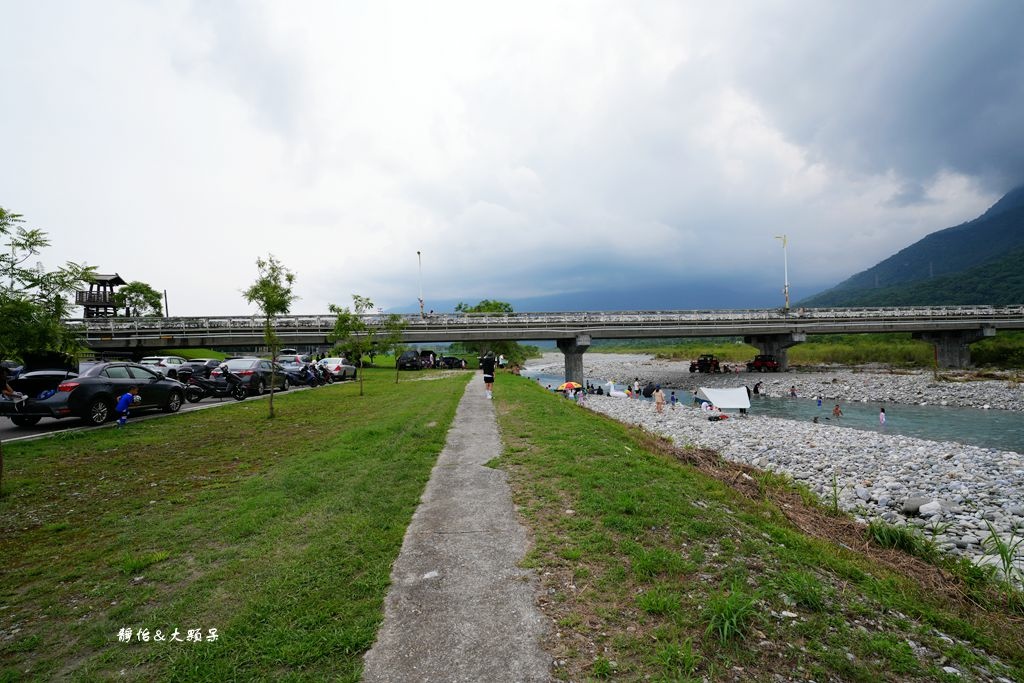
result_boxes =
[774,234,790,312]
[417,251,424,319]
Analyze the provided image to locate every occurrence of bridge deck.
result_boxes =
[64,305,1024,350]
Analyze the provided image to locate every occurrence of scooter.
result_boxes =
[185,365,247,402]
[282,363,318,387]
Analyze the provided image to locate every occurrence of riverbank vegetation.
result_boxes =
[592,331,1024,368]
[495,376,1024,681]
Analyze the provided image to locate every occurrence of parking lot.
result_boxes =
[0,384,316,442]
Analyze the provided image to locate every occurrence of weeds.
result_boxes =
[703,581,759,644]
[637,586,681,615]
[653,640,701,678]
[776,570,829,611]
[120,550,170,574]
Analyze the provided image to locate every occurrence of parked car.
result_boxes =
[440,356,467,369]
[397,350,422,370]
[746,354,781,372]
[139,355,190,379]
[418,350,438,368]
[179,358,222,379]
[209,357,288,395]
[317,357,357,381]
[0,362,185,427]
[689,354,721,373]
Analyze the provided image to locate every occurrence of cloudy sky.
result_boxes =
[2,1,1022,316]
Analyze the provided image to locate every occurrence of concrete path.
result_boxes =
[362,378,550,683]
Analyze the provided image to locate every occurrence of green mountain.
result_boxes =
[802,185,1024,306]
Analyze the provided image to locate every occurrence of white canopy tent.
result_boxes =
[696,387,750,410]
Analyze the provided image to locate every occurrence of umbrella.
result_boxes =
[557,381,582,391]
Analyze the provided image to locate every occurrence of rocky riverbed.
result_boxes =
[526,352,1024,411]
[525,353,1024,578]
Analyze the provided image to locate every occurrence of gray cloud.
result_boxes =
[736,1,1024,194]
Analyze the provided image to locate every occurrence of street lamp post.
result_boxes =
[774,234,790,312]
[417,250,424,319]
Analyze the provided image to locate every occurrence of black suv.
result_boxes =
[689,354,721,373]
[397,351,422,370]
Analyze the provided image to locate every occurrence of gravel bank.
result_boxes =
[581,394,1024,577]
[526,352,1024,411]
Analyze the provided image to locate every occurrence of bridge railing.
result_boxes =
[63,304,1024,340]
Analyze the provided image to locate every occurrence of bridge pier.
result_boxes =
[743,332,806,371]
[913,327,995,368]
[557,334,591,384]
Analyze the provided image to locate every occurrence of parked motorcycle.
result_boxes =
[185,364,247,402]
[281,363,319,387]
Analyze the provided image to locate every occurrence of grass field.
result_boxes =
[0,370,469,681]
[3,368,1022,681]
[493,375,1024,681]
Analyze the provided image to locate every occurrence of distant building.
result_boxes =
[76,273,126,318]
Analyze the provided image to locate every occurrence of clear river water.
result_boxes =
[521,370,1024,453]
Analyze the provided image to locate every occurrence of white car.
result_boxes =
[139,355,189,379]
[318,357,357,380]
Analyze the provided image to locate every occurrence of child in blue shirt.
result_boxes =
[115,386,139,427]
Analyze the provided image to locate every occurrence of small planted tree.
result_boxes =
[243,255,296,418]
[329,295,406,395]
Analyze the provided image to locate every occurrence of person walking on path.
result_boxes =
[653,385,665,413]
[480,351,496,399]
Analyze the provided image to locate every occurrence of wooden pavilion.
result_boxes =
[75,273,126,318]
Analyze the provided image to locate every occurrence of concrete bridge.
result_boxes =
[67,305,1024,383]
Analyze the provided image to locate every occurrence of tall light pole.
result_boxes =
[416,250,424,319]
[774,234,790,312]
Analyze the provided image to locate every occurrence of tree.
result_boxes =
[0,207,93,363]
[453,299,533,365]
[242,255,296,419]
[114,281,163,317]
[329,295,407,395]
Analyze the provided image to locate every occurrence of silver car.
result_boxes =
[318,357,357,381]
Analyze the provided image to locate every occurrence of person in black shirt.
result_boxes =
[480,352,496,399]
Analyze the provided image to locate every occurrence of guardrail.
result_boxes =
[63,305,1024,342]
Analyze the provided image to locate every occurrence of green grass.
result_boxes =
[592,331,1024,368]
[493,375,1024,681]
[0,369,468,681]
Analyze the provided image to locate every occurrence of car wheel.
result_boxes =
[350,369,357,380]
[282,377,290,391]
[85,397,111,425]
[164,390,183,413]
[253,379,265,396]
[10,415,42,427]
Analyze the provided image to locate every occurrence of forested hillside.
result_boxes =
[803,186,1024,306]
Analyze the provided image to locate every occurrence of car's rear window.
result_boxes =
[224,359,258,370]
